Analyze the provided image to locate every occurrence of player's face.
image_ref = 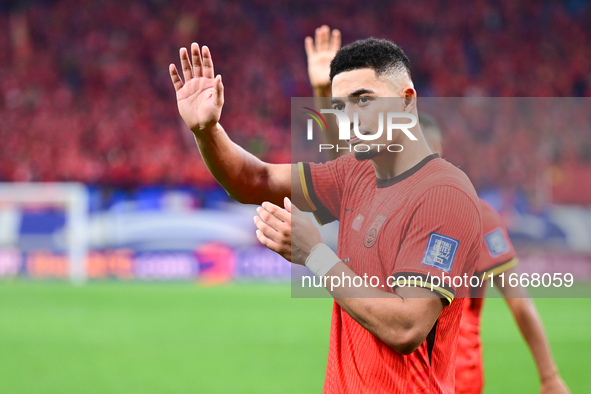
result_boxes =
[331,68,407,161]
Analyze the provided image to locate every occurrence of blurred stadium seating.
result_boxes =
[1,0,590,188]
[0,0,590,281]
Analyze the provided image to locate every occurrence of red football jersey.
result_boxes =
[299,153,482,393]
[455,199,517,394]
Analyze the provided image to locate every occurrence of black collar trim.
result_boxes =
[376,154,440,188]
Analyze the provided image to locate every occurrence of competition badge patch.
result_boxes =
[364,215,387,248]
[484,228,508,257]
[421,233,459,273]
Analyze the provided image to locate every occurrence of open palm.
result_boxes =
[169,43,224,133]
[305,26,341,89]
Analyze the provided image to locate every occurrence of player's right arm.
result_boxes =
[169,43,310,209]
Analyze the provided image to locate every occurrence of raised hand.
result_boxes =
[305,25,341,90]
[169,43,224,133]
[254,198,322,265]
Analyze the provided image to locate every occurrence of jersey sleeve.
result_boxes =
[475,200,517,278]
[298,155,355,225]
[388,186,482,305]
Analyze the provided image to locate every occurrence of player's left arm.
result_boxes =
[253,196,466,355]
[320,261,444,356]
[495,269,570,393]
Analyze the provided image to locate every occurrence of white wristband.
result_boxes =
[305,243,340,278]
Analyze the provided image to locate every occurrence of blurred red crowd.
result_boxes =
[0,0,589,193]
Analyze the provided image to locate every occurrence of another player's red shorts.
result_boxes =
[455,298,484,394]
[455,200,517,393]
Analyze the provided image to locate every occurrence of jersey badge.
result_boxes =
[364,215,387,248]
[421,233,459,273]
[352,214,364,231]
[484,228,508,257]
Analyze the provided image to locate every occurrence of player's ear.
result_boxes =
[402,87,416,113]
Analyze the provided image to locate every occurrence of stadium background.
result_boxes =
[1,0,590,392]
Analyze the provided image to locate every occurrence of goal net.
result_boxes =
[0,183,89,284]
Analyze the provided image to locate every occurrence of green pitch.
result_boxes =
[0,282,589,393]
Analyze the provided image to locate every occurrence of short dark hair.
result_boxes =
[329,38,411,81]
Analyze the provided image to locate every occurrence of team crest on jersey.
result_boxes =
[484,228,508,257]
[363,215,387,248]
[421,233,459,273]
